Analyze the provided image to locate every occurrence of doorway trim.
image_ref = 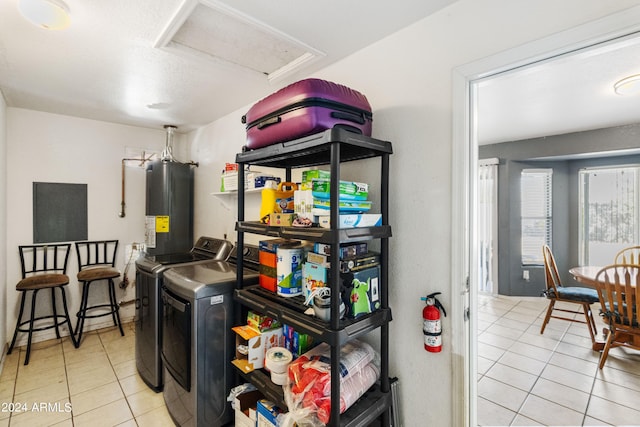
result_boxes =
[451,6,640,427]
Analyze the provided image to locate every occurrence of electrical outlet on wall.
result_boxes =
[523,270,530,281]
[125,243,142,264]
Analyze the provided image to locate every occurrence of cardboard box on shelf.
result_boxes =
[256,400,281,427]
[270,213,294,226]
[317,214,382,228]
[302,261,327,303]
[282,324,315,357]
[247,311,281,332]
[301,169,330,183]
[235,389,263,427]
[232,325,283,372]
[340,265,381,318]
[259,239,300,292]
[311,179,369,200]
[294,189,314,220]
[313,242,368,259]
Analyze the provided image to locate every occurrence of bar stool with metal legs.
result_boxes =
[74,240,123,345]
[7,243,78,365]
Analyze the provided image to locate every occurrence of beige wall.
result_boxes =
[0,92,6,353]
[4,109,174,345]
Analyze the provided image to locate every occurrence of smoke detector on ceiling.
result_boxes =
[154,0,325,82]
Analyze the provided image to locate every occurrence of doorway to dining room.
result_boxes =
[453,6,640,426]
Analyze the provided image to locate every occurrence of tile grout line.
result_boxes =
[99,326,140,426]
[60,336,75,426]
[508,301,565,426]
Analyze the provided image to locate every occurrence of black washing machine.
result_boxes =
[160,245,259,427]
[134,236,233,392]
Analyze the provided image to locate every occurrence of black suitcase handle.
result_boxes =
[330,110,366,125]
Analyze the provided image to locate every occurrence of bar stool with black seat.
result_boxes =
[74,240,123,345]
[8,243,78,365]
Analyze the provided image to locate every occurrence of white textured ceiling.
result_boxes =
[477,32,640,145]
[0,0,457,133]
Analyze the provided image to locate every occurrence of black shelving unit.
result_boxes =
[234,128,393,427]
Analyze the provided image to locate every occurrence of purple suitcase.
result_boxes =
[242,78,373,150]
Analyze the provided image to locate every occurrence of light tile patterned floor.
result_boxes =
[477,294,640,426]
[0,323,175,427]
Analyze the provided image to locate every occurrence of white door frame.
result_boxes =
[451,6,640,427]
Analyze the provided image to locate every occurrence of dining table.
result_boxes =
[568,265,603,289]
[568,265,607,351]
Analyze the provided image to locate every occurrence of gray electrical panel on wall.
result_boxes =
[144,160,194,255]
[33,182,88,243]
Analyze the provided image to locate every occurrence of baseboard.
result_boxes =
[0,342,8,375]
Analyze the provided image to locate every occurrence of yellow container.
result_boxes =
[260,182,298,223]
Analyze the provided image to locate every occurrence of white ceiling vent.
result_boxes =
[154,0,325,81]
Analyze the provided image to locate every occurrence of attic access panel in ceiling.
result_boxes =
[155,0,325,81]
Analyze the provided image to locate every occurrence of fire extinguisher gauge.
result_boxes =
[421,292,447,317]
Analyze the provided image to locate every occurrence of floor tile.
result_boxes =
[486,323,525,340]
[485,363,537,392]
[539,363,595,394]
[478,331,516,350]
[529,377,590,413]
[559,330,595,349]
[63,343,109,368]
[477,342,506,362]
[494,317,531,332]
[554,340,601,363]
[67,364,118,395]
[583,416,613,426]
[14,365,66,396]
[13,377,69,406]
[73,398,134,427]
[510,413,544,426]
[547,351,599,377]
[477,356,495,376]
[477,397,515,427]
[115,420,139,427]
[477,294,633,427]
[516,331,559,351]
[595,365,640,392]
[477,376,528,412]
[586,395,640,426]
[598,348,640,374]
[497,351,546,376]
[119,372,150,397]
[126,387,166,417]
[112,359,137,380]
[134,403,175,427]
[591,378,640,411]
[70,381,124,415]
[508,341,554,363]
[518,394,584,426]
[8,397,72,427]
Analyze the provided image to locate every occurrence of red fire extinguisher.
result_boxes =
[421,292,447,352]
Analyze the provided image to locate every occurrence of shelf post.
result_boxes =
[329,141,341,426]
[381,152,391,425]
[236,161,246,326]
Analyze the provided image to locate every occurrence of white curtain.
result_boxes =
[478,159,498,294]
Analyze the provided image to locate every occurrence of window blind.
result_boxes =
[521,169,552,265]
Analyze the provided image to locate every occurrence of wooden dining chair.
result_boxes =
[614,246,640,265]
[594,264,640,369]
[540,245,599,342]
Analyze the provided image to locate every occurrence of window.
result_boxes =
[579,166,640,266]
[521,169,552,265]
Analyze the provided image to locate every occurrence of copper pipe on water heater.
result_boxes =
[119,155,153,218]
